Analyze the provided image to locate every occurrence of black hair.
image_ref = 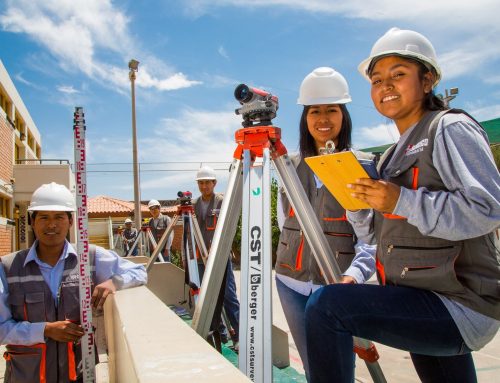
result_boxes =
[299,104,352,158]
[415,62,447,111]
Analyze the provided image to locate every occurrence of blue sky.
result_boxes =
[1,0,500,201]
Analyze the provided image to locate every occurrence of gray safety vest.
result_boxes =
[148,214,171,255]
[374,110,500,320]
[1,246,96,382]
[194,193,223,262]
[276,157,356,284]
[122,228,137,241]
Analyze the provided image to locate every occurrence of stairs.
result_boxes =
[90,235,110,249]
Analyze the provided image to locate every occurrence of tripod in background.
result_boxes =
[145,192,235,351]
[124,225,166,261]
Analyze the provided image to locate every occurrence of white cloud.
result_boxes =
[14,73,43,90]
[49,107,240,197]
[218,45,230,60]
[184,0,499,25]
[133,107,239,197]
[203,74,239,89]
[57,85,79,94]
[352,122,399,149]
[149,107,240,160]
[138,68,202,91]
[466,103,500,122]
[0,0,201,94]
[184,0,500,82]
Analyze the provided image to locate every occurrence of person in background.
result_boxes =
[0,182,147,382]
[122,217,138,256]
[148,199,174,262]
[194,165,240,351]
[305,28,500,383]
[275,67,376,379]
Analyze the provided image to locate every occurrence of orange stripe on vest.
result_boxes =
[376,258,386,285]
[67,342,77,381]
[295,237,304,271]
[382,213,407,219]
[323,213,347,221]
[412,167,419,190]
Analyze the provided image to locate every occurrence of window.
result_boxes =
[28,131,35,151]
[0,196,9,218]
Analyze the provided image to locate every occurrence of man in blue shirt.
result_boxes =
[0,182,147,382]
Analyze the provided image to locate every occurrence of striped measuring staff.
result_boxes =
[73,106,96,382]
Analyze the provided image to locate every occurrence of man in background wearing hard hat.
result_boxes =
[147,199,174,262]
[194,166,240,351]
[0,182,147,382]
[122,218,139,256]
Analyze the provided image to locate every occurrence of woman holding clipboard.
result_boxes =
[275,67,376,380]
[305,28,500,383]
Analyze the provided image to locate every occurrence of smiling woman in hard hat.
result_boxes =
[305,28,500,383]
[275,67,376,380]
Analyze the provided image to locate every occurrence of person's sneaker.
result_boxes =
[233,341,239,353]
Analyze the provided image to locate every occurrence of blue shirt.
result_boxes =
[0,240,147,346]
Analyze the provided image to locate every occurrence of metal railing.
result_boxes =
[15,158,70,165]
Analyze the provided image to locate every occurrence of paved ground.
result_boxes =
[1,271,499,382]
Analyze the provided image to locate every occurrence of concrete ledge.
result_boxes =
[104,286,250,382]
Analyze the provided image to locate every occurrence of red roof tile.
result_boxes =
[88,196,176,217]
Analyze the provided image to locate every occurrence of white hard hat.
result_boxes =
[196,165,217,181]
[124,218,133,224]
[28,182,76,212]
[358,27,441,87]
[297,67,351,106]
[148,199,161,208]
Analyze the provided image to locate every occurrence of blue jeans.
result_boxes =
[305,284,476,383]
[198,259,240,341]
[223,260,240,341]
[276,277,312,379]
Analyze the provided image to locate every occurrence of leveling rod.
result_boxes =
[73,106,96,383]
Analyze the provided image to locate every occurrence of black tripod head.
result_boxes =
[234,84,279,127]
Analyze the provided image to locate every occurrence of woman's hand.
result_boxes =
[348,178,401,214]
[340,276,357,284]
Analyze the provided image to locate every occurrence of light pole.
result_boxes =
[440,87,459,108]
[129,59,142,255]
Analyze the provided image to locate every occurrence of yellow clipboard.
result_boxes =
[304,151,372,210]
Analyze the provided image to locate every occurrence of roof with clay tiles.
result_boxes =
[88,195,176,217]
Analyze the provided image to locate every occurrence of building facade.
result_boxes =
[0,59,42,255]
[0,60,76,256]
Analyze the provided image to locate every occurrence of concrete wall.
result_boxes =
[103,262,250,382]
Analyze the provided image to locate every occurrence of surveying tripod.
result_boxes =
[145,195,201,297]
[126,225,166,261]
[191,84,387,382]
[145,192,236,349]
